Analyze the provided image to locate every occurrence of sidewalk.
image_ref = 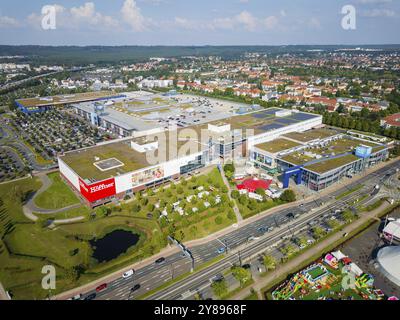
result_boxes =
[230,201,392,300]
[55,158,398,300]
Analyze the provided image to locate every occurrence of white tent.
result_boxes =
[383,220,400,243]
[332,250,347,261]
[377,246,400,287]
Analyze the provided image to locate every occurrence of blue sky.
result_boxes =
[0,0,399,45]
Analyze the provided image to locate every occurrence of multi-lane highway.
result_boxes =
[79,159,400,301]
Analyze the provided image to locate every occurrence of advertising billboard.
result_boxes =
[131,166,164,187]
[79,178,116,202]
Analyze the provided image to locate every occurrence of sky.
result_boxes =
[0,0,399,46]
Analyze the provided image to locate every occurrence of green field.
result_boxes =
[0,167,237,299]
[34,173,80,210]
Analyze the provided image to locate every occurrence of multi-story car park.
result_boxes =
[58,107,324,207]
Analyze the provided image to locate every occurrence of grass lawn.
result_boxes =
[34,173,80,210]
[243,291,259,300]
[123,167,237,242]
[0,167,238,299]
[0,177,167,299]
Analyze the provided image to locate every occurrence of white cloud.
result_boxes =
[0,16,21,28]
[173,10,280,32]
[264,16,279,30]
[70,2,119,28]
[121,0,148,31]
[235,11,258,31]
[362,8,395,16]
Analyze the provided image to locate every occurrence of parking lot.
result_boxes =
[8,109,107,159]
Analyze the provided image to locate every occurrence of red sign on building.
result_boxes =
[79,178,116,202]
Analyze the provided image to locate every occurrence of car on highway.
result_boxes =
[122,269,135,279]
[257,226,267,233]
[210,274,224,283]
[155,257,166,265]
[287,212,295,219]
[84,293,97,300]
[95,283,107,292]
[247,236,259,242]
[131,284,141,293]
[68,294,82,300]
[216,247,226,254]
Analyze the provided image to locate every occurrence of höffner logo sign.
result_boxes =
[90,182,115,193]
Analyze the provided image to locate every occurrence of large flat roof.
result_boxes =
[75,101,161,132]
[283,128,339,143]
[188,108,321,137]
[254,138,302,154]
[304,154,360,174]
[60,130,205,182]
[16,91,121,108]
[280,136,386,174]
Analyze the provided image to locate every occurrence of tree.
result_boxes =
[280,244,297,257]
[231,190,240,199]
[255,188,266,199]
[341,210,354,223]
[263,255,277,271]
[312,226,326,240]
[211,279,228,299]
[215,216,223,225]
[231,266,251,286]
[132,203,141,213]
[279,189,296,203]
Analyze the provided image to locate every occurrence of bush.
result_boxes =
[132,203,141,213]
[215,216,223,225]
[231,190,240,199]
[279,189,296,203]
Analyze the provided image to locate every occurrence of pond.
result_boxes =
[90,229,140,263]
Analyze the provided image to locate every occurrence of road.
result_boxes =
[0,67,90,92]
[74,159,400,301]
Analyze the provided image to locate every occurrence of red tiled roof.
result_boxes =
[383,113,400,127]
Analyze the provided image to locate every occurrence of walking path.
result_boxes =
[230,201,393,300]
[220,165,243,222]
[22,173,83,222]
